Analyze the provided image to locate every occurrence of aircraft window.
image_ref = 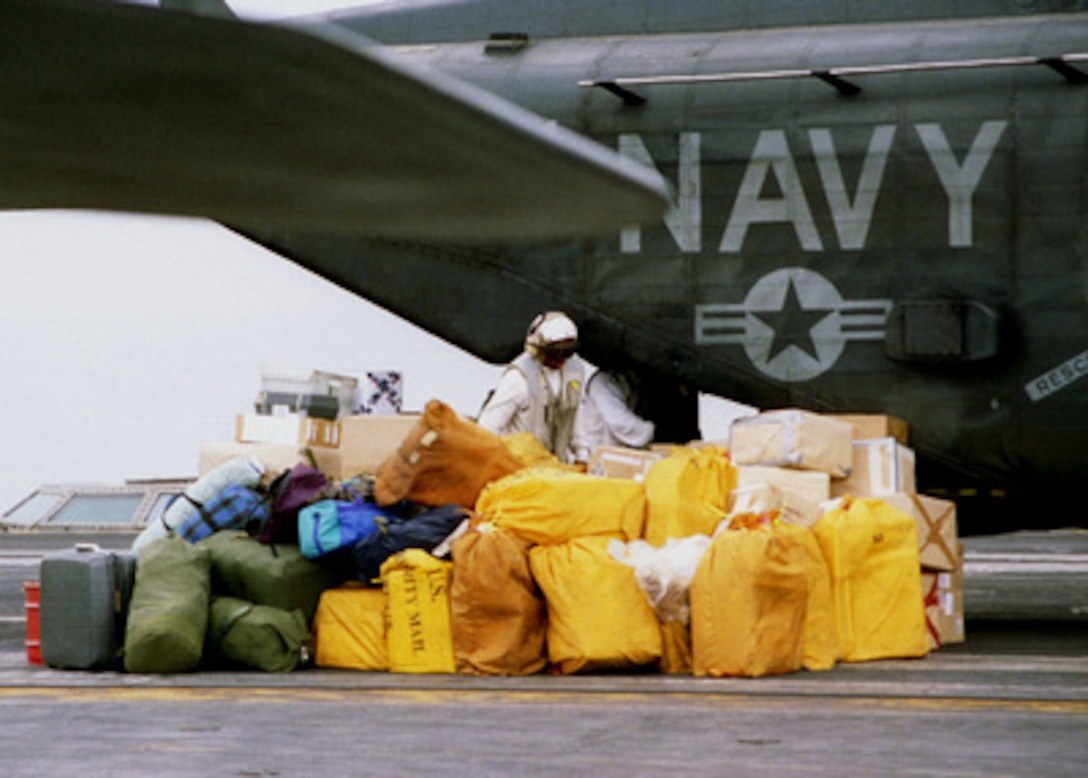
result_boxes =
[144,493,180,531]
[484,32,529,55]
[2,494,63,526]
[43,494,145,527]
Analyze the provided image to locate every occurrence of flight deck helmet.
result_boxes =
[525,311,579,364]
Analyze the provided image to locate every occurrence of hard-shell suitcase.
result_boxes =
[39,543,136,670]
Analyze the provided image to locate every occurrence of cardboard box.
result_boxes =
[587,445,666,481]
[729,409,853,478]
[650,443,682,455]
[199,442,308,480]
[920,567,965,650]
[830,438,916,499]
[881,493,959,571]
[303,413,419,450]
[307,413,420,479]
[301,417,343,448]
[234,413,324,446]
[729,482,822,529]
[827,414,910,445]
[258,369,358,418]
[735,465,831,506]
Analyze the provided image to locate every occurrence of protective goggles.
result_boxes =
[542,344,577,360]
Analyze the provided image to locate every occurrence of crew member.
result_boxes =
[572,369,655,465]
[478,312,586,463]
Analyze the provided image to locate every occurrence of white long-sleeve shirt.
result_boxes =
[572,370,655,463]
[477,368,535,436]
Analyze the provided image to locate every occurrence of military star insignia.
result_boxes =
[752,275,835,362]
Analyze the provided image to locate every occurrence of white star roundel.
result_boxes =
[694,267,893,382]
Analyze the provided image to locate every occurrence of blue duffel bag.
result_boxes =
[174,483,271,544]
[299,497,384,559]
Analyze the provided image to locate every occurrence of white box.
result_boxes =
[234,413,319,446]
[199,443,308,478]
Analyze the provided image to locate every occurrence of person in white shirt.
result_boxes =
[572,368,655,465]
[477,312,587,463]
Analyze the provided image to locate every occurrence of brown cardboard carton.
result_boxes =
[830,438,916,499]
[881,493,959,571]
[308,413,420,479]
[735,465,831,506]
[729,482,823,529]
[729,409,853,478]
[920,567,965,649]
[650,443,684,455]
[587,445,666,481]
[827,414,910,445]
[199,442,308,479]
[303,417,341,448]
[302,413,420,451]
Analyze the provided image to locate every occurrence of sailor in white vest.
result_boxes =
[478,311,586,463]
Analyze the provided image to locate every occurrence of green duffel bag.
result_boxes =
[206,596,311,673]
[198,531,345,624]
[124,536,211,673]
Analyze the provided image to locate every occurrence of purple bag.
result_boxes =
[258,463,330,545]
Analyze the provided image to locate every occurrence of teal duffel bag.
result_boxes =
[206,596,311,673]
[124,536,211,673]
[298,497,383,560]
[198,531,346,624]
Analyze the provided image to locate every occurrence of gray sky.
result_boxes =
[0,210,501,512]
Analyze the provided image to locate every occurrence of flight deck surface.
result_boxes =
[1,530,1085,776]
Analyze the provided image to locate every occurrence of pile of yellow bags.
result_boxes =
[313,434,929,679]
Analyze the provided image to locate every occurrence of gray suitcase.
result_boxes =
[40,544,137,670]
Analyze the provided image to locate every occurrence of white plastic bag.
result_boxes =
[608,535,711,625]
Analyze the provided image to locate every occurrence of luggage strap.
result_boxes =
[177,493,219,538]
[159,491,214,537]
[173,490,271,541]
[211,602,254,646]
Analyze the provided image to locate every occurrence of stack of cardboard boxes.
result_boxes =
[203,412,421,483]
[202,369,418,483]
